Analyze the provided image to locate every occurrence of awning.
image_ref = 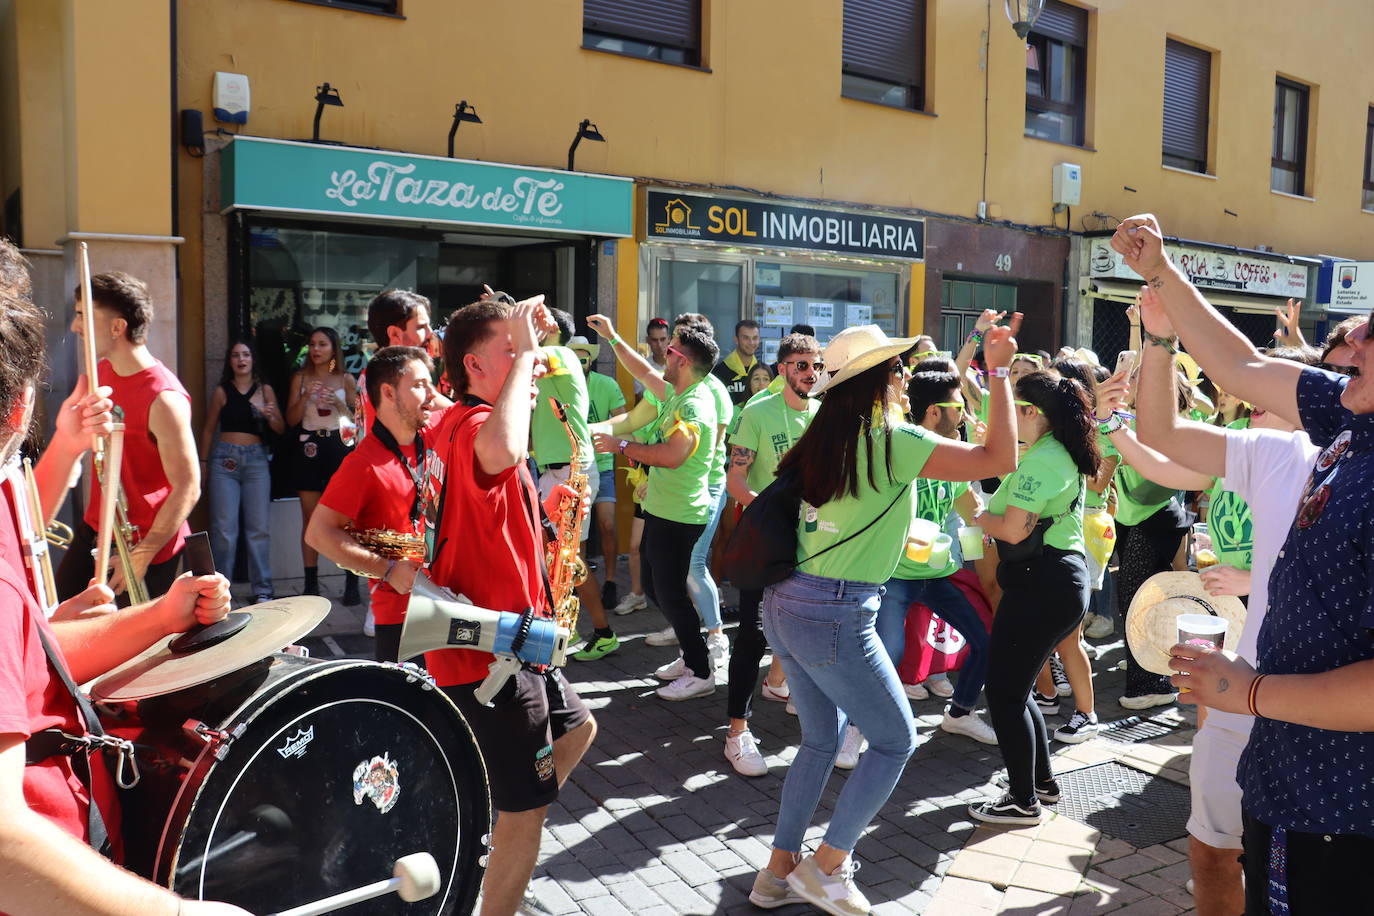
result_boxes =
[1082,278,1288,315]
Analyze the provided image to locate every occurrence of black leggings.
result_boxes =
[1115,503,1188,696]
[641,512,709,678]
[56,521,184,606]
[727,588,766,719]
[985,548,1089,806]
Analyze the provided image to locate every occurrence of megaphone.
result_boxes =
[398,572,571,669]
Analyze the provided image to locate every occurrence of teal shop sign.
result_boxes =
[221,137,633,237]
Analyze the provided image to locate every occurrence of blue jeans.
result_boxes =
[686,483,725,630]
[762,571,917,853]
[208,441,273,596]
[1092,563,1117,619]
[877,575,990,713]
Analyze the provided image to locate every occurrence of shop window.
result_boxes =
[1363,108,1374,211]
[754,262,899,359]
[842,0,926,111]
[657,260,743,343]
[287,0,400,16]
[583,0,701,66]
[1272,78,1310,196]
[1162,39,1211,173]
[1025,0,1088,147]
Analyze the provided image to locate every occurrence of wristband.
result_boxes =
[1143,330,1179,354]
[1098,412,1126,434]
[618,439,629,455]
[966,328,986,345]
[1247,673,1268,718]
[990,366,1010,379]
[382,558,397,584]
[608,334,624,348]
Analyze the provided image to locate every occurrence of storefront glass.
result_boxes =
[657,258,744,341]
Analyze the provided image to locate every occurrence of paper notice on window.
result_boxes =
[762,339,780,365]
[846,304,873,327]
[807,302,835,327]
[763,299,793,326]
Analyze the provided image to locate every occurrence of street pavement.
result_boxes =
[286,569,1201,915]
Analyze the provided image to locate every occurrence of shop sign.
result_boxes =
[1316,259,1374,313]
[1087,239,1307,298]
[646,190,924,260]
[222,137,633,237]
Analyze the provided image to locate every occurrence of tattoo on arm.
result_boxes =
[730,445,756,468]
[1149,275,1165,290]
[1217,677,1230,693]
[1021,513,1040,534]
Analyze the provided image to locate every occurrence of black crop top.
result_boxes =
[220,382,260,435]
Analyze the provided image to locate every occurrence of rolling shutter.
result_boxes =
[584,0,699,53]
[1163,39,1210,167]
[842,0,926,88]
[1031,0,1087,46]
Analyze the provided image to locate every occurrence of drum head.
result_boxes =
[165,661,488,915]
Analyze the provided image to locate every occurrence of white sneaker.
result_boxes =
[655,655,686,681]
[835,724,866,770]
[657,673,715,701]
[761,680,790,703]
[1119,692,1177,710]
[1084,613,1114,639]
[940,709,998,744]
[1054,710,1100,744]
[750,866,805,908]
[724,730,768,777]
[786,855,870,916]
[613,592,647,616]
[1050,654,1072,697]
[707,631,730,665]
[645,626,679,647]
[362,608,376,638]
[903,681,929,701]
[924,672,955,698]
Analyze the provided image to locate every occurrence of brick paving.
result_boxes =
[285,568,1202,914]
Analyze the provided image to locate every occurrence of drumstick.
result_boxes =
[94,423,125,589]
[266,852,440,916]
[78,242,100,399]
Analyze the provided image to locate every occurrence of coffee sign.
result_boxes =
[221,137,633,237]
[1087,240,1307,298]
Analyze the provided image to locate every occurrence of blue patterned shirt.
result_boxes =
[1238,368,1374,836]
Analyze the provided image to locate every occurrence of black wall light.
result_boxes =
[448,101,482,158]
[312,82,344,143]
[567,119,605,171]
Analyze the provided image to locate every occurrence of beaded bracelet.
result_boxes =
[966,328,986,346]
[1143,330,1179,354]
[1247,673,1268,718]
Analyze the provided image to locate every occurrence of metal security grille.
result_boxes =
[1090,300,1132,364]
[1099,714,1184,744]
[1054,762,1190,847]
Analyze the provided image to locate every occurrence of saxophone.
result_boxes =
[545,398,588,632]
[338,526,427,578]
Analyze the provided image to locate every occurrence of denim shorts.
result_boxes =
[594,467,616,504]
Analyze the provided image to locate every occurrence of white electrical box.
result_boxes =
[213,72,251,124]
[1052,162,1082,206]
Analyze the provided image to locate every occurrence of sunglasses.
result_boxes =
[891,361,910,377]
[908,350,939,363]
[666,344,689,361]
[932,401,965,411]
[1013,353,1045,367]
[1014,399,1043,414]
[784,359,824,372]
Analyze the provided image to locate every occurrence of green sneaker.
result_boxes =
[567,630,587,650]
[572,634,619,661]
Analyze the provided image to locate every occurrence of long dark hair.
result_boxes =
[220,338,261,386]
[305,326,343,375]
[1016,370,1100,477]
[778,359,897,506]
[1050,357,1098,411]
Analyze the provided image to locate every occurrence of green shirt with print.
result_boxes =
[642,377,719,525]
[892,477,970,580]
[796,421,938,584]
[728,391,819,495]
[1108,420,1179,527]
[585,370,627,472]
[987,434,1086,554]
[703,373,733,488]
[531,345,594,472]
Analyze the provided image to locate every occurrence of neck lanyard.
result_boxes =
[369,420,426,527]
[778,394,803,455]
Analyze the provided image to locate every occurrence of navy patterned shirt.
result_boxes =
[1238,368,1374,836]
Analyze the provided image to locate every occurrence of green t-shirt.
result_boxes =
[1087,431,1117,511]
[1109,420,1180,526]
[632,388,662,443]
[1205,477,1254,570]
[585,371,627,472]
[642,377,719,525]
[796,421,939,584]
[531,346,594,472]
[727,391,819,495]
[892,477,970,580]
[987,434,1086,554]
[703,373,733,488]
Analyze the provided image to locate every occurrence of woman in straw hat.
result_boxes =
[748,318,1020,916]
[964,368,1102,826]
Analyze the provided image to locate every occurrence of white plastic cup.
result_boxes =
[958,525,985,560]
[904,518,940,564]
[1176,613,1228,651]
[927,534,953,568]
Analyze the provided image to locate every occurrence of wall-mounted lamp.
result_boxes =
[448,101,482,158]
[1004,0,1045,40]
[312,82,344,143]
[567,119,605,171]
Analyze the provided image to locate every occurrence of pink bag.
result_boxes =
[897,568,994,685]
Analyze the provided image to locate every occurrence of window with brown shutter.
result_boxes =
[584,0,701,66]
[1025,0,1088,147]
[1162,39,1211,173]
[842,0,927,111]
[1272,78,1310,196]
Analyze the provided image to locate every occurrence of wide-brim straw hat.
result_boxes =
[810,325,919,396]
[568,335,601,362]
[1125,571,1247,675]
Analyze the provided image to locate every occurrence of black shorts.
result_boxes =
[444,667,591,813]
[1242,810,1374,915]
[292,428,352,492]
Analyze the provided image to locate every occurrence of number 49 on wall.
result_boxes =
[994,254,1012,272]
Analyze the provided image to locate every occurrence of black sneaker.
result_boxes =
[1049,654,1071,696]
[1054,710,1100,744]
[1033,691,1060,715]
[969,793,1043,825]
[994,773,1062,804]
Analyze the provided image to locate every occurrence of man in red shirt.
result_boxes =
[0,288,245,916]
[428,296,596,916]
[306,346,436,661]
[54,272,199,604]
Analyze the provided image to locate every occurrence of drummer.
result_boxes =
[0,259,247,916]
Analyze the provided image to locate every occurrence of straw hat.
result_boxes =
[568,335,601,362]
[810,325,918,396]
[1125,572,1247,675]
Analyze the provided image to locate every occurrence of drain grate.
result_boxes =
[1098,714,1183,744]
[1053,761,1190,847]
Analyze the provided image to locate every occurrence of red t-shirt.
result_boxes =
[426,404,548,686]
[84,359,192,564]
[319,410,447,626]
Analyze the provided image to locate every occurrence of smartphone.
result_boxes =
[1114,350,1138,376]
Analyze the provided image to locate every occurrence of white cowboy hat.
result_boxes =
[1125,571,1247,676]
[568,335,601,362]
[810,325,919,396]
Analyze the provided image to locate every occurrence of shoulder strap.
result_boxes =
[797,484,911,567]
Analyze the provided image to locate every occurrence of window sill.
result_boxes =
[580,44,712,73]
[1270,189,1316,203]
[1362,208,1374,215]
[1023,134,1096,153]
[283,0,404,18]
[841,95,937,118]
[1161,165,1216,180]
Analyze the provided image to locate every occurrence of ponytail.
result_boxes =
[1016,370,1101,477]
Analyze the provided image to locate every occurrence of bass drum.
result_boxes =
[104,654,489,915]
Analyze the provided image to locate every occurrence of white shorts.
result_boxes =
[1187,712,1252,849]
[538,464,598,542]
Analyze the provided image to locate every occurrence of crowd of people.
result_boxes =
[2,208,1372,916]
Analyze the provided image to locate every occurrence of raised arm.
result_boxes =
[33,378,114,524]
[594,424,696,470]
[955,310,1002,413]
[1111,215,1303,425]
[919,316,1021,482]
[586,314,668,401]
[473,304,541,476]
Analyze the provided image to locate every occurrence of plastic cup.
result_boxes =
[1176,613,1228,693]
[927,534,953,568]
[904,518,940,564]
[958,526,985,560]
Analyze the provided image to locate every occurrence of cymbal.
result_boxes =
[90,596,331,702]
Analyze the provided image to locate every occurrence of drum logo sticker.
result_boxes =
[275,726,315,760]
[534,744,555,783]
[353,753,401,814]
